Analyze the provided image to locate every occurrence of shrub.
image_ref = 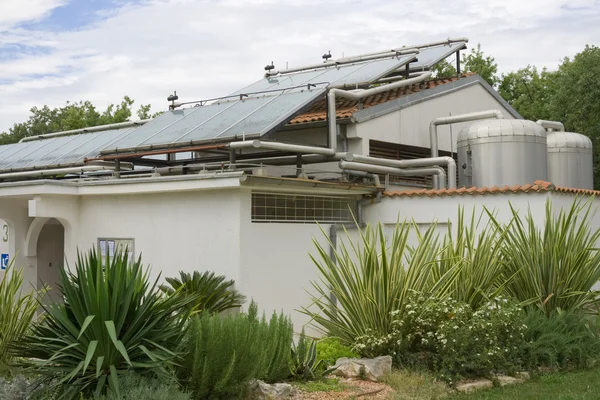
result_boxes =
[94,372,190,400]
[12,249,194,399]
[490,197,600,315]
[0,265,41,375]
[0,375,53,400]
[160,271,246,315]
[302,221,459,346]
[178,301,293,399]
[316,337,358,367]
[290,329,323,381]
[522,310,600,369]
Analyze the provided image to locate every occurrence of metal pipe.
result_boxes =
[536,120,565,132]
[0,165,119,180]
[429,109,503,188]
[345,170,381,187]
[19,119,151,143]
[229,140,336,156]
[344,153,454,189]
[339,161,446,181]
[328,71,433,151]
[89,144,228,161]
[345,37,469,60]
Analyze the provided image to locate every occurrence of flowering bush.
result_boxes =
[352,292,527,383]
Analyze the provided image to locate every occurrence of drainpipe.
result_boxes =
[0,165,121,180]
[344,153,454,190]
[536,120,565,132]
[19,119,151,143]
[429,109,503,188]
[328,71,433,151]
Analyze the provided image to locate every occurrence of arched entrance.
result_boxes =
[36,218,64,304]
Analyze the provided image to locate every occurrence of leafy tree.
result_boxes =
[0,97,161,145]
[498,66,558,121]
[431,43,499,87]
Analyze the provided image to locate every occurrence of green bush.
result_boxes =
[12,249,194,399]
[490,197,600,315]
[290,329,323,381]
[522,310,600,369]
[160,271,246,315]
[0,265,42,375]
[94,372,190,400]
[316,337,358,367]
[178,301,293,399]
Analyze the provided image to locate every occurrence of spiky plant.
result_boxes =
[11,249,195,399]
[160,271,245,315]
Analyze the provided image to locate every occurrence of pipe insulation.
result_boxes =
[536,120,565,132]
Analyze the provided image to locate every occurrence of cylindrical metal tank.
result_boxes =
[547,131,593,189]
[457,119,547,188]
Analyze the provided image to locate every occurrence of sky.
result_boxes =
[0,0,598,133]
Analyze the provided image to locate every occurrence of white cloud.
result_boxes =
[0,0,598,132]
[0,0,67,30]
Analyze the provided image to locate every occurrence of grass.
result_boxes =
[381,370,450,400]
[448,369,600,400]
[293,377,346,393]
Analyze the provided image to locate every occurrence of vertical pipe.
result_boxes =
[456,50,461,77]
[327,90,337,151]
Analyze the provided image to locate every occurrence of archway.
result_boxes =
[36,218,64,304]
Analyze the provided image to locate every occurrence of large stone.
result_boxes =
[247,380,297,400]
[495,375,523,386]
[330,356,392,382]
[455,379,494,393]
[515,371,531,381]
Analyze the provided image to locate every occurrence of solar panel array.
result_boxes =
[0,40,467,174]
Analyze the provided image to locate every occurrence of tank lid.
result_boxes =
[547,131,592,149]
[457,119,546,143]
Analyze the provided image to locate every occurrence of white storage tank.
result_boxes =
[457,119,548,188]
[547,131,593,189]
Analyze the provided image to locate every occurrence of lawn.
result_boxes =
[449,369,600,400]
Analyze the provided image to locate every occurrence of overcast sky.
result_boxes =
[0,0,598,133]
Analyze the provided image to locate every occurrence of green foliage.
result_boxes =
[0,374,54,400]
[522,310,600,370]
[0,265,42,375]
[315,337,358,367]
[431,59,457,79]
[293,377,345,393]
[290,329,323,381]
[498,65,557,121]
[159,271,246,315]
[178,301,293,399]
[489,197,600,315]
[0,97,161,145]
[381,369,449,400]
[301,220,459,347]
[462,43,499,87]
[12,249,193,399]
[93,372,190,400]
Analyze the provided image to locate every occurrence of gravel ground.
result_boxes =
[296,378,394,399]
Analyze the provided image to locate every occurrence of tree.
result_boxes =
[498,66,557,121]
[0,97,161,145]
[431,43,499,87]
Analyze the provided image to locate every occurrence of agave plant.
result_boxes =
[160,271,246,314]
[12,248,195,398]
[490,197,600,315]
[301,220,461,346]
[290,329,323,381]
[0,263,42,374]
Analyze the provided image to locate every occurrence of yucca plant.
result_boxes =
[12,248,195,399]
[160,271,245,315]
[490,197,600,315]
[0,263,42,375]
[301,220,461,346]
[290,329,323,381]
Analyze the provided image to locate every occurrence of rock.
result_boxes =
[455,379,494,393]
[247,380,297,400]
[495,375,523,386]
[515,371,531,380]
[330,356,392,382]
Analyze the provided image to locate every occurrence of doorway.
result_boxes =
[36,218,64,304]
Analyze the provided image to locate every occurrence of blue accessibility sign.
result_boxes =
[1,254,9,270]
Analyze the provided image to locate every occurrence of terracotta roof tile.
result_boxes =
[383,180,600,198]
[288,72,477,125]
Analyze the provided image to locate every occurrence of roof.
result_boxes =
[383,180,600,198]
[289,73,477,125]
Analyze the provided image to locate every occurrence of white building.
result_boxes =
[0,38,597,332]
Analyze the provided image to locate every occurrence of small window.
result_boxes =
[98,238,135,267]
[251,192,355,223]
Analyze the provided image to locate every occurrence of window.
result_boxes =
[251,192,355,223]
[98,238,135,266]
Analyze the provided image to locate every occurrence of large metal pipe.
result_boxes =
[328,71,433,151]
[536,120,565,132]
[19,119,151,143]
[339,161,446,181]
[229,140,336,156]
[343,37,469,61]
[429,109,503,188]
[344,153,455,189]
[345,170,381,187]
[0,165,119,180]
